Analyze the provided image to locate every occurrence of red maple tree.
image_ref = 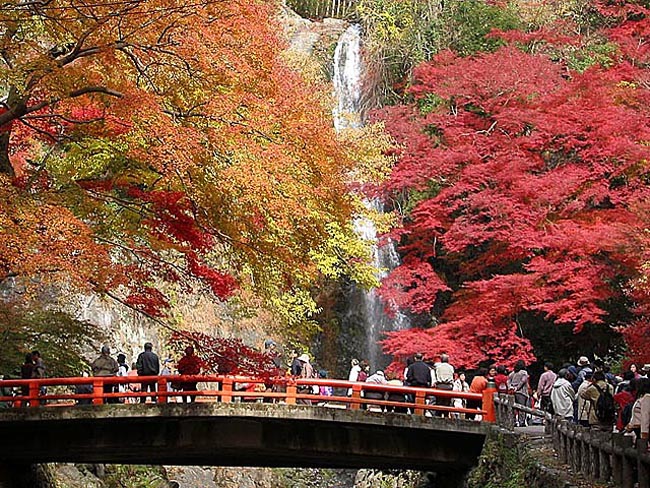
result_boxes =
[376,15,650,368]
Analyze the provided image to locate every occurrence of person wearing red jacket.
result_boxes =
[614,373,636,432]
[177,346,203,403]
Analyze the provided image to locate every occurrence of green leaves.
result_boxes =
[0,302,104,378]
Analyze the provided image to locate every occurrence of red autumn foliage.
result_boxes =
[176,353,205,376]
[125,286,171,318]
[376,27,650,367]
[168,331,283,379]
[187,253,239,300]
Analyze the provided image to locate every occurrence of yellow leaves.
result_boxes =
[309,221,379,290]
[338,122,396,186]
[48,138,129,184]
[270,288,322,342]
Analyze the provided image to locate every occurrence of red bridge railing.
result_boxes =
[0,375,495,422]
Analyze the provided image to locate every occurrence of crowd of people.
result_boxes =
[541,358,650,444]
[1,342,206,406]
[4,339,650,445]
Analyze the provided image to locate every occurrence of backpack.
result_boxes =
[594,384,616,424]
[621,402,634,427]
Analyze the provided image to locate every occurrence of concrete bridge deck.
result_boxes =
[0,403,488,472]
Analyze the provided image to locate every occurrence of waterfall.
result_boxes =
[333,24,362,131]
[332,25,409,371]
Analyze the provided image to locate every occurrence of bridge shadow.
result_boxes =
[0,403,487,474]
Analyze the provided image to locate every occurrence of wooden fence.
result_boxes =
[495,394,650,488]
[286,0,358,19]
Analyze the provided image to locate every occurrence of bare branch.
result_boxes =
[69,85,123,98]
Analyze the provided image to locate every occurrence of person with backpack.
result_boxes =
[579,370,616,431]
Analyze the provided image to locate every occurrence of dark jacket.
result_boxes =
[136,351,160,376]
[405,361,432,387]
[91,354,119,377]
[290,358,302,377]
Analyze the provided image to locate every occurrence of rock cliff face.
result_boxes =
[36,465,428,488]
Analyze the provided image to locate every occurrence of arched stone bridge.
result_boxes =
[0,375,494,487]
[0,403,487,486]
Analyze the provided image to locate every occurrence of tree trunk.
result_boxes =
[0,131,13,177]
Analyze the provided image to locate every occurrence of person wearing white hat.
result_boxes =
[572,356,592,391]
[296,353,314,404]
[297,354,313,379]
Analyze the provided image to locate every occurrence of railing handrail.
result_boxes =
[0,375,483,400]
[0,375,492,421]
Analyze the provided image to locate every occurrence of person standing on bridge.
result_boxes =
[507,360,530,427]
[432,353,454,417]
[91,345,119,404]
[467,368,488,420]
[405,353,432,388]
[177,346,203,403]
[405,353,432,408]
[19,353,34,405]
[297,353,314,405]
[31,350,47,402]
[136,342,160,403]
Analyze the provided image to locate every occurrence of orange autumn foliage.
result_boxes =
[0,0,355,314]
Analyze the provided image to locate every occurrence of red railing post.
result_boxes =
[158,378,168,403]
[92,378,103,405]
[286,383,297,405]
[351,384,362,410]
[482,381,497,423]
[29,381,40,407]
[221,377,233,403]
[414,390,425,416]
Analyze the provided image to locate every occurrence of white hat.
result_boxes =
[297,354,310,363]
[578,356,589,366]
[642,364,650,372]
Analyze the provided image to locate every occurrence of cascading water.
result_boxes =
[333,24,362,131]
[332,24,409,371]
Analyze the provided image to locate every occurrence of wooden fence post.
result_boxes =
[639,438,650,488]
[557,420,567,464]
[611,433,624,485]
[598,431,612,482]
[414,390,425,416]
[589,439,600,480]
[157,378,168,404]
[620,435,635,488]
[571,426,582,474]
[506,394,515,431]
